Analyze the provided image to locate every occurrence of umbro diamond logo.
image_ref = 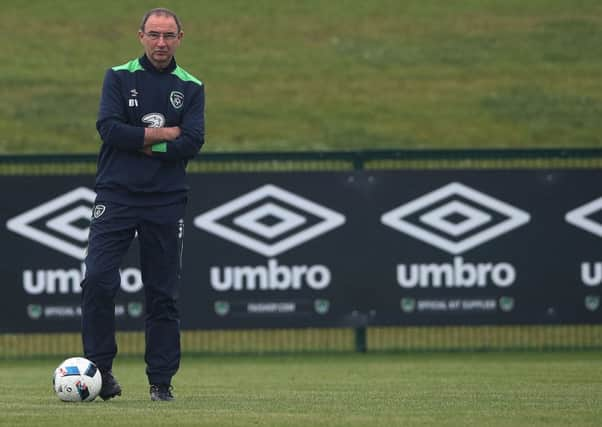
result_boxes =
[380,182,530,254]
[6,187,96,260]
[565,197,602,237]
[193,184,345,257]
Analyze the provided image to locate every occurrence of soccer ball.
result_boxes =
[52,357,102,402]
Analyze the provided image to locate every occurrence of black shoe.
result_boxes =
[150,384,174,401]
[99,370,122,400]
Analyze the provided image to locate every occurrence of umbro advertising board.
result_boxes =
[1,171,600,332]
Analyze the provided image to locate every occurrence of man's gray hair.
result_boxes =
[140,8,182,32]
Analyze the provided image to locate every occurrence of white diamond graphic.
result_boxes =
[381,182,530,254]
[419,200,491,237]
[46,205,92,242]
[565,197,602,238]
[194,184,345,257]
[6,187,96,260]
[233,202,306,239]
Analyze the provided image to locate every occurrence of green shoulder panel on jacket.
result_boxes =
[172,66,203,86]
[112,59,144,72]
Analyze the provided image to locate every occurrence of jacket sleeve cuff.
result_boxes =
[151,142,168,153]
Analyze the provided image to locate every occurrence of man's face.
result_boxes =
[138,14,183,69]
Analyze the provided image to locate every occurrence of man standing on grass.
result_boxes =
[80,8,205,402]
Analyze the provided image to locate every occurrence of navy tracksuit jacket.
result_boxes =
[81,54,204,385]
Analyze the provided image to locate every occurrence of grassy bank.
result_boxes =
[2,0,602,153]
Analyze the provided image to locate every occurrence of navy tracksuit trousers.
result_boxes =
[81,200,185,385]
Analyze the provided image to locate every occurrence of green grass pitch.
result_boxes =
[1,352,601,426]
